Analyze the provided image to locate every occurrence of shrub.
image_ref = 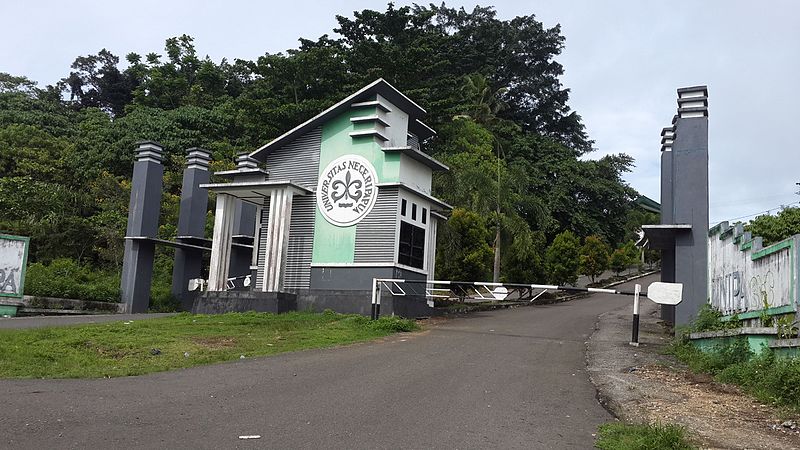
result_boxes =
[610,248,629,276]
[691,304,740,332]
[23,256,179,309]
[25,258,121,302]
[545,230,581,285]
[579,235,611,283]
[368,315,419,332]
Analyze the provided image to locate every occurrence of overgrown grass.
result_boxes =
[0,311,418,378]
[669,338,800,411]
[595,422,696,450]
[23,256,180,311]
[25,258,121,302]
[690,303,741,332]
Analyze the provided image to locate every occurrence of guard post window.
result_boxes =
[398,221,425,269]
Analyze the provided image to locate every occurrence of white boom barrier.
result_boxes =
[370,278,683,321]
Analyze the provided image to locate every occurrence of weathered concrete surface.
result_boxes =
[588,273,800,449]
[0,285,633,449]
[587,274,678,419]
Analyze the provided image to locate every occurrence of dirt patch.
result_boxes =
[631,364,800,449]
[82,341,130,359]
[589,298,800,450]
[191,337,238,349]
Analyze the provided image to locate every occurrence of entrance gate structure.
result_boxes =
[642,85,709,327]
[121,79,452,317]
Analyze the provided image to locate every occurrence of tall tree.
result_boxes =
[63,49,134,116]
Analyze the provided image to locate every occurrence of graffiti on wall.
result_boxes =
[708,222,797,316]
[0,235,29,298]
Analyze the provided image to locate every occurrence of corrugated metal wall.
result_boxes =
[265,127,322,188]
[255,198,270,291]
[254,127,322,290]
[285,195,315,290]
[354,187,398,264]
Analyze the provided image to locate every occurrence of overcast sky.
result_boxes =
[3,0,798,225]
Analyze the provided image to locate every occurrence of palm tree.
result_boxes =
[455,73,511,283]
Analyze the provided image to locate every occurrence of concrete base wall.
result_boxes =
[192,291,297,314]
[296,289,373,315]
[689,328,777,355]
[309,265,427,291]
[191,288,437,319]
[0,305,18,317]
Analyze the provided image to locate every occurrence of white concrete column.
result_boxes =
[208,193,236,291]
[262,188,294,292]
[426,216,438,281]
[251,205,263,270]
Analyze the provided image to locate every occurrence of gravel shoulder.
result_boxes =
[587,291,800,450]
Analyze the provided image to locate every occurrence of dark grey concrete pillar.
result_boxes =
[229,155,259,284]
[120,141,164,313]
[172,148,211,310]
[671,86,709,326]
[660,122,676,324]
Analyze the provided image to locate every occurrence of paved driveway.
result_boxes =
[0,278,654,449]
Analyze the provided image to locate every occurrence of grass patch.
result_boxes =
[595,422,696,450]
[669,338,800,412]
[0,311,418,378]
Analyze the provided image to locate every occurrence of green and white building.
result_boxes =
[199,79,449,313]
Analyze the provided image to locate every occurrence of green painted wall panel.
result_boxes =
[0,305,18,317]
[311,109,401,264]
[691,334,774,355]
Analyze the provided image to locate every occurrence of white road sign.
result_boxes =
[646,282,683,305]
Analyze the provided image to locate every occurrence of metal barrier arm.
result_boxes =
[371,278,647,320]
[529,289,548,303]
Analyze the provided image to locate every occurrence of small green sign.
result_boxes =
[0,234,30,299]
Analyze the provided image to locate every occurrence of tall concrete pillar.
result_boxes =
[660,122,676,323]
[263,187,294,292]
[672,86,709,326]
[426,216,439,281]
[120,141,164,313]
[172,148,211,310]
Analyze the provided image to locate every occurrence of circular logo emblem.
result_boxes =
[316,155,379,227]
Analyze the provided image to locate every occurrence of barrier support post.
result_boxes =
[630,283,641,346]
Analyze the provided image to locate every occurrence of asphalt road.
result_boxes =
[0,277,653,449]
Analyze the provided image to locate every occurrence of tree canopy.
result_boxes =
[746,207,800,245]
[0,3,648,291]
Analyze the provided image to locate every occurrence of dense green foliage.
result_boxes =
[0,311,418,378]
[0,4,648,300]
[25,258,120,302]
[595,422,695,450]
[746,207,800,245]
[545,230,581,285]
[436,208,494,281]
[579,235,611,283]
